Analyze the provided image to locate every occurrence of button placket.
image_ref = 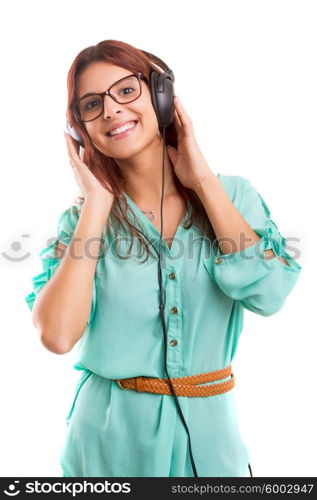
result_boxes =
[165,267,181,368]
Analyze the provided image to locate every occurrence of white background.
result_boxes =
[0,0,314,477]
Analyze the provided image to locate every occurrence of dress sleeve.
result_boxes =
[204,176,302,316]
[24,204,96,326]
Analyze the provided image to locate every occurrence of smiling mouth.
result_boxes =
[106,120,138,137]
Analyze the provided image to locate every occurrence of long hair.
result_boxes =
[66,39,217,262]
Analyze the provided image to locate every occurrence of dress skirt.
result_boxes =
[60,368,251,477]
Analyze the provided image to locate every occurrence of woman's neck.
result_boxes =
[122,157,178,206]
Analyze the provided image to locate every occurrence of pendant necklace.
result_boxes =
[140,180,174,221]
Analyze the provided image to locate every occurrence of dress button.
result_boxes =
[215,258,222,264]
[170,339,178,346]
[170,306,178,314]
[169,272,175,280]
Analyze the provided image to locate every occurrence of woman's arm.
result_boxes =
[199,173,302,316]
[194,173,289,265]
[32,196,112,354]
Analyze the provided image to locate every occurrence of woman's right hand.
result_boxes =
[64,132,115,205]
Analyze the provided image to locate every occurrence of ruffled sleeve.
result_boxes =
[204,176,302,316]
[24,204,97,326]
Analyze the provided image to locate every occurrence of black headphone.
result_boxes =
[65,50,175,146]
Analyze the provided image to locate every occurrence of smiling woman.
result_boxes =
[24,38,302,479]
[64,43,214,261]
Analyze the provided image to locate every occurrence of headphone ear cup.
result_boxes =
[65,119,85,148]
[150,71,175,133]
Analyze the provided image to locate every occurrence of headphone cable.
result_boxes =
[117,128,199,477]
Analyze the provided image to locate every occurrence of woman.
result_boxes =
[25,39,302,477]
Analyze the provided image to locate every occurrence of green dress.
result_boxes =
[24,173,302,477]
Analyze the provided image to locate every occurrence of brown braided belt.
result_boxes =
[113,364,234,397]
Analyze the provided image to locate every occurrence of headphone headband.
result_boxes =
[140,49,175,83]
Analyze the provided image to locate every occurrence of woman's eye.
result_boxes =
[120,87,135,95]
[84,99,99,111]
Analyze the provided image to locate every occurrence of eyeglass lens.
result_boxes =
[77,75,141,121]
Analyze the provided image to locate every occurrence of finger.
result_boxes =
[173,107,182,132]
[173,96,192,131]
[64,132,81,167]
[171,99,182,130]
[79,145,85,162]
[65,131,80,157]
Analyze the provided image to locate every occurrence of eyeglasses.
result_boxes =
[71,72,146,122]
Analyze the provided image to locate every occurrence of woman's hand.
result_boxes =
[64,132,114,204]
[166,96,217,191]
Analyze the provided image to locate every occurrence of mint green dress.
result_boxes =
[24,173,302,477]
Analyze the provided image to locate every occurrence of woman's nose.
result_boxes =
[103,94,122,119]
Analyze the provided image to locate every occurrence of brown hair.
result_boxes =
[66,39,216,262]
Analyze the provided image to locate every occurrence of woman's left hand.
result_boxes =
[166,96,216,191]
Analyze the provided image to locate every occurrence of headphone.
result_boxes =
[65,50,253,479]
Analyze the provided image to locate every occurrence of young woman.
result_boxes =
[25,39,302,477]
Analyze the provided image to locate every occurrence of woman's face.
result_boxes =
[76,61,160,159]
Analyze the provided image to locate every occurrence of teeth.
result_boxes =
[109,121,136,136]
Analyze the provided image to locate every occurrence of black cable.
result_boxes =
[157,127,198,477]
[157,286,199,477]
[119,193,254,479]
[117,128,198,477]
[248,463,253,477]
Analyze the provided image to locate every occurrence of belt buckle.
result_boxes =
[115,379,128,390]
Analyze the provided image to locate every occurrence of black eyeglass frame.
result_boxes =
[70,72,148,123]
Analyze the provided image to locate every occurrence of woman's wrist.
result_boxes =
[83,193,114,209]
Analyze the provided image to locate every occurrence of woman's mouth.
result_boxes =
[106,121,138,141]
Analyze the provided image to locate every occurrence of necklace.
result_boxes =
[128,180,174,221]
[142,209,159,221]
[141,181,174,220]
